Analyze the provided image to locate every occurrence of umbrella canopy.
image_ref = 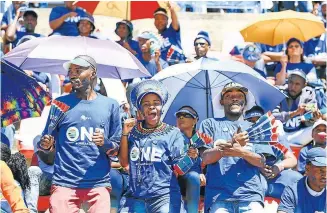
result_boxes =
[153,58,286,125]
[3,35,150,79]
[1,60,51,127]
[75,1,179,20]
[240,10,325,46]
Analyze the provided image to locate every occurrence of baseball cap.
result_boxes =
[175,107,199,119]
[242,44,261,62]
[138,31,152,40]
[244,106,264,120]
[288,69,307,82]
[221,82,248,99]
[313,119,327,130]
[63,55,97,72]
[306,147,327,167]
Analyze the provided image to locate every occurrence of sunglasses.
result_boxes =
[176,113,194,119]
[288,45,300,49]
[194,42,206,47]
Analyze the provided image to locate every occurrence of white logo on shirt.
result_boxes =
[80,115,91,121]
[285,116,301,128]
[130,146,163,162]
[66,127,103,142]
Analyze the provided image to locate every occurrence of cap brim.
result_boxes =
[311,157,327,167]
[63,58,91,72]
[174,109,197,119]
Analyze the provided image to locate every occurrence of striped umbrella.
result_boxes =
[74,1,179,20]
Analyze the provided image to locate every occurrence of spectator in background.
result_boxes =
[297,119,327,174]
[193,31,210,61]
[273,70,321,146]
[77,14,97,38]
[6,10,42,49]
[137,31,169,78]
[49,1,88,36]
[257,43,284,77]
[154,3,186,65]
[320,2,327,27]
[242,44,266,78]
[115,20,141,60]
[1,1,27,32]
[275,38,317,85]
[278,147,326,213]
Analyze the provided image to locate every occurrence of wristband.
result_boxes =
[122,133,129,137]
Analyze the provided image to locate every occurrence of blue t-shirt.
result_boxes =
[49,6,87,36]
[199,118,265,210]
[41,93,122,188]
[278,177,326,213]
[117,39,142,62]
[274,62,316,79]
[126,122,186,199]
[12,31,42,48]
[141,58,169,78]
[160,24,185,63]
[1,5,16,27]
[257,43,284,71]
[304,37,320,57]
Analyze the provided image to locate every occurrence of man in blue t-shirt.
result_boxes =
[297,119,327,174]
[278,147,326,213]
[49,1,88,36]
[37,55,122,213]
[1,1,26,32]
[5,10,42,49]
[153,3,185,65]
[199,82,266,213]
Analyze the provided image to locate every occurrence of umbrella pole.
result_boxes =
[205,70,212,118]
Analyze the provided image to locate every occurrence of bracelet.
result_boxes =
[122,133,129,137]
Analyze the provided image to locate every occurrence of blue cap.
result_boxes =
[194,31,211,46]
[175,108,198,119]
[130,80,169,109]
[242,44,261,61]
[287,37,303,48]
[306,147,327,167]
[244,106,264,120]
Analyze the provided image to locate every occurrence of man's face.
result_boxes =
[24,15,37,32]
[312,124,327,145]
[306,163,327,191]
[116,24,129,40]
[322,4,326,18]
[78,20,92,35]
[220,89,246,116]
[194,38,209,58]
[154,14,168,31]
[68,64,94,91]
[288,75,306,97]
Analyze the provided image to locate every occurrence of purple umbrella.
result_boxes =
[3,35,150,79]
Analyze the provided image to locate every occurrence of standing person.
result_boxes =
[77,14,96,38]
[175,106,207,213]
[154,3,186,65]
[37,55,122,213]
[275,38,317,85]
[199,82,266,213]
[278,147,326,213]
[49,1,88,36]
[119,80,189,213]
[5,10,42,49]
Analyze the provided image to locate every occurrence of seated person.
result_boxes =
[242,44,266,78]
[273,70,321,146]
[298,119,327,174]
[5,10,42,49]
[77,14,96,38]
[275,38,317,85]
[278,147,326,213]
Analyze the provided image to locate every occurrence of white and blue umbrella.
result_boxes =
[152,58,286,125]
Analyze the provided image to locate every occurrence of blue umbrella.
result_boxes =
[1,60,51,127]
[152,58,286,125]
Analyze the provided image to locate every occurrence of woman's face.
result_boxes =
[287,41,303,58]
[140,93,162,128]
[176,110,197,133]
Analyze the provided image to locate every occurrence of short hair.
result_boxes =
[23,10,38,19]
[154,7,167,14]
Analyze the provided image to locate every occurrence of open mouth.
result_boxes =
[147,111,158,120]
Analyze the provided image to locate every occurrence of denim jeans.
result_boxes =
[119,193,185,213]
[110,169,129,210]
[209,201,264,213]
[178,171,201,213]
[264,169,303,199]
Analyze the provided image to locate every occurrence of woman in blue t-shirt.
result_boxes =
[119,80,188,213]
[275,37,317,85]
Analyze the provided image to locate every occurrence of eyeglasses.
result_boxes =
[194,42,206,47]
[176,113,194,119]
[288,45,300,49]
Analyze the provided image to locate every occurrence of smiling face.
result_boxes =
[68,64,95,92]
[116,23,129,40]
[220,89,246,118]
[78,20,93,36]
[194,38,209,58]
[154,14,168,32]
[139,93,162,128]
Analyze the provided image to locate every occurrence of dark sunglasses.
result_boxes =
[176,113,194,119]
[194,42,206,47]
